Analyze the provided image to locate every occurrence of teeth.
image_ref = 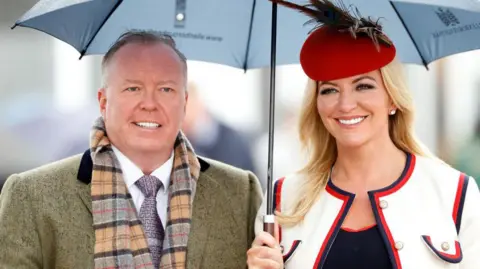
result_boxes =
[135,122,160,128]
[339,117,365,125]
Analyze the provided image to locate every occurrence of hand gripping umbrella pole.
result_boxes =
[263,1,278,237]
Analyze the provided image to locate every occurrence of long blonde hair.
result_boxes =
[277,59,432,226]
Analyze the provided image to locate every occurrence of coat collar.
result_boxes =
[77,149,210,184]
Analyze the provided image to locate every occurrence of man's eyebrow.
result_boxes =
[124,79,143,85]
[156,80,178,85]
[122,79,178,85]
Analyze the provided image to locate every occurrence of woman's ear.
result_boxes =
[388,99,397,115]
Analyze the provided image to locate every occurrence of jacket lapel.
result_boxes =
[77,182,92,213]
[186,170,219,269]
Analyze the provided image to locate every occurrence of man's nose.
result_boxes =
[140,89,157,111]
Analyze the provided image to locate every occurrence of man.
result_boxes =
[0,31,263,269]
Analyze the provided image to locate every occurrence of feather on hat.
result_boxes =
[271,0,396,81]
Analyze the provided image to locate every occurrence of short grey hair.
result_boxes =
[101,30,188,86]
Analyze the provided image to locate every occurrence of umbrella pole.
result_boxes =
[263,1,277,237]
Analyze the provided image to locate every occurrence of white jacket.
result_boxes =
[255,154,480,268]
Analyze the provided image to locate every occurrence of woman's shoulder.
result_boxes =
[414,154,468,179]
[413,154,474,195]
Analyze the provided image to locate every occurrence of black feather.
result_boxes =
[269,0,392,49]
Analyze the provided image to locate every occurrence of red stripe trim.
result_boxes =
[372,194,402,268]
[452,173,466,223]
[422,235,462,263]
[378,154,415,196]
[452,173,469,233]
[341,224,376,233]
[313,184,354,268]
[282,240,301,262]
[273,177,285,242]
[370,153,416,269]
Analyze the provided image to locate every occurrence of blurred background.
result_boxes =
[2,0,480,192]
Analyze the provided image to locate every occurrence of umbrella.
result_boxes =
[12,0,480,235]
[12,0,480,68]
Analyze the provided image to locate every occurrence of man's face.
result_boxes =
[98,42,187,159]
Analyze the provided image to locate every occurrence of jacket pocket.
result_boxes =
[281,240,302,263]
[421,235,462,263]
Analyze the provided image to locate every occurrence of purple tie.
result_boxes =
[135,175,165,268]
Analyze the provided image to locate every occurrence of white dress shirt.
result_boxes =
[111,146,174,229]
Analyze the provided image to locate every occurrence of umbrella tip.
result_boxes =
[10,24,17,30]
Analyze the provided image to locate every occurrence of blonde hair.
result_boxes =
[277,58,433,226]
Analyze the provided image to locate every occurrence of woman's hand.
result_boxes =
[247,222,283,269]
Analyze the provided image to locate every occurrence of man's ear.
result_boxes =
[184,91,189,113]
[98,88,107,117]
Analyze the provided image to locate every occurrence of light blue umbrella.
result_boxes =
[12,0,480,230]
[12,0,480,68]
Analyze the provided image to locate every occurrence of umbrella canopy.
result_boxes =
[12,0,480,233]
[12,0,480,69]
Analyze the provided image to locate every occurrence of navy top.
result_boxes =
[323,225,392,269]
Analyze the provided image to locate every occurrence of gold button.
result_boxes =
[441,242,450,251]
[379,200,388,209]
[395,241,404,250]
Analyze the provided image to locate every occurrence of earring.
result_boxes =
[389,109,396,115]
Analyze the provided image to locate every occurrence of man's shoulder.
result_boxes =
[3,154,83,193]
[198,156,260,191]
[200,156,249,176]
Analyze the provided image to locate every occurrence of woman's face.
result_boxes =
[316,70,394,149]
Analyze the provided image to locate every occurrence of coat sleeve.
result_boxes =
[254,188,268,238]
[247,171,263,246]
[459,177,480,268]
[0,174,42,268]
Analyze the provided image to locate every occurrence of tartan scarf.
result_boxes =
[90,117,200,269]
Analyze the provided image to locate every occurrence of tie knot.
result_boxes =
[135,175,163,197]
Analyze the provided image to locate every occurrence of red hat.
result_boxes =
[273,0,396,81]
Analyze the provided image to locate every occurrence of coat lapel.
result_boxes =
[77,182,92,213]
[187,170,219,269]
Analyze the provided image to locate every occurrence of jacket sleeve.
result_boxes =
[247,171,263,246]
[459,177,480,268]
[0,174,42,269]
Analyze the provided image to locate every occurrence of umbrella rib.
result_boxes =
[79,0,125,59]
[243,0,257,71]
[389,1,429,69]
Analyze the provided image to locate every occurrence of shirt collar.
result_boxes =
[111,146,174,193]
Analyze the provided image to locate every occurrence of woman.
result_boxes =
[246,1,480,268]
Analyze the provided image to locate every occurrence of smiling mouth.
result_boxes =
[134,121,161,129]
[337,116,367,126]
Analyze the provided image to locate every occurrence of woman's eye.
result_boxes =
[357,84,375,90]
[319,88,338,95]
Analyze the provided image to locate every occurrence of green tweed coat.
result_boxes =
[0,150,263,269]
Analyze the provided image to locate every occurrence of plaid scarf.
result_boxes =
[90,117,200,269]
